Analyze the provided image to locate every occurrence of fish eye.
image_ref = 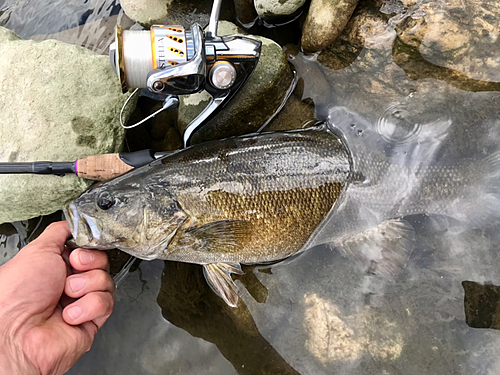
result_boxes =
[97,191,115,210]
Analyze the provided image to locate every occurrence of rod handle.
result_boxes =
[76,154,134,181]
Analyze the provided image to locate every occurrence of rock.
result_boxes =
[234,0,258,26]
[118,0,173,27]
[0,211,63,266]
[317,1,389,70]
[0,223,23,266]
[395,0,500,82]
[303,294,404,363]
[254,0,306,19]
[177,21,293,144]
[261,94,316,132]
[301,0,360,53]
[0,27,133,224]
[119,0,235,28]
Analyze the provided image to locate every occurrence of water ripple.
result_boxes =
[376,101,422,145]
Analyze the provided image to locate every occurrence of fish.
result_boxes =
[63,120,500,307]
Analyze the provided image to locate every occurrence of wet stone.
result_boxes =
[156,261,301,375]
[125,94,183,152]
[260,88,317,132]
[301,0,360,53]
[0,211,63,266]
[317,1,390,70]
[254,0,306,19]
[30,13,135,55]
[234,0,258,25]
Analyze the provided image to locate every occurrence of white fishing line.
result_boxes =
[122,30,153,88]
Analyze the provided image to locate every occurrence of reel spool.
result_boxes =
[110,24,204,95]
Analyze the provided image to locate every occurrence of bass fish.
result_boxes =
[64,121,500,306]
[65,126,353,306]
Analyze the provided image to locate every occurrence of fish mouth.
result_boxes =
[63,202,78,239]
[63,201,104,249]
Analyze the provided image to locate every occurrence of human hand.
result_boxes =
[0,221,115,375]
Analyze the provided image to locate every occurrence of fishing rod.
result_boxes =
[0,149,170,181]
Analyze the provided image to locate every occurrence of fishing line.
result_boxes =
[122,30,153,88]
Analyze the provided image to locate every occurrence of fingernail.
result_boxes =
[69,277,85,293]
[67,306,82,320]
[79,250,94,265]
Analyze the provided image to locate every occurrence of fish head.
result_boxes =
[63,179,187,259]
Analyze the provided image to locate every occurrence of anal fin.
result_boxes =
[203,263,244,307]
[333,219,416,278]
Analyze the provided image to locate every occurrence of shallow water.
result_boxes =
[2,0,500,374]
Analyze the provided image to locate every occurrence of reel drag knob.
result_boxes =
[209,61,237,90]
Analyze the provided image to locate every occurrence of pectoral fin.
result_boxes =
[203,263,244,307]
[187,220,252,253]
[334,219,416,278]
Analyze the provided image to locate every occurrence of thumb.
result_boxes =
[22,221,72,256]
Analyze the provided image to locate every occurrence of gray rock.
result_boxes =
[301,0,360,53]
[177,21,293,144]
[0,27,133,224]
[254,0,306,19]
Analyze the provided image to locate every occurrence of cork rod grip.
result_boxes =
[76,154,134,181]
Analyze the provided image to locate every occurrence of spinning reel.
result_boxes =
[109,0,262,146]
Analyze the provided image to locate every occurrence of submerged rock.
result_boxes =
[394,0,500,83]
[303,294,404,363]
[177,21,293,144]
[254,0,306,19]
[0,27,132,224]
[301,0,360,53]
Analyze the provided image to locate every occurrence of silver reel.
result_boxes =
[109,0,262,146]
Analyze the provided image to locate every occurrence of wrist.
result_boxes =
[0,342,37,375]
[0,326,38,375]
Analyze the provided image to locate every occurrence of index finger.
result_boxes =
[25,221,72,255]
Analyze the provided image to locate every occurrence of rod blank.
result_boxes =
[0,162,75,175]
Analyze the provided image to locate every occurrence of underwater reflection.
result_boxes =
[156,261,300,375]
